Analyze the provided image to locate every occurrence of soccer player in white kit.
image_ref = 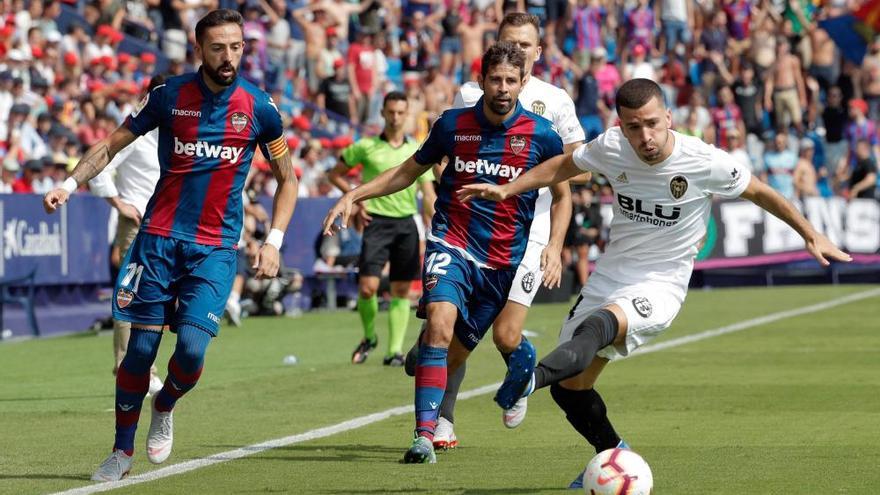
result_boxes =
[404,12,586,449]
[460,79,851,487]
[89,75,164,397]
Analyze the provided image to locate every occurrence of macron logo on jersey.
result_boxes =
[173,137,244,164]
[453,156,523,180]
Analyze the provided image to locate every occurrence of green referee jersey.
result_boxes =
[341,133,432,218]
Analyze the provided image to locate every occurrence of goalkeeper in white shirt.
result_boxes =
[459,78,851,488]
[89,75,164,396]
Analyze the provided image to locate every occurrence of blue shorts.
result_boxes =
[418,241,515,351]
[112,233,237,336]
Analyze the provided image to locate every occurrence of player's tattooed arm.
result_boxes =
[253,146,298,279]
[72,127,138,184]
[266,146,299,235]
[43,126,137,214]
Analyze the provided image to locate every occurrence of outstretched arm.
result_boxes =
[457,151,583,202]
[323,156,427,234]
[43,126,138,213]
[739,176,851,266]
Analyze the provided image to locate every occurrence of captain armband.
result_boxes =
[265,135,289,161]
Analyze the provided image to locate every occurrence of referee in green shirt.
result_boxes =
[328,91,436,366]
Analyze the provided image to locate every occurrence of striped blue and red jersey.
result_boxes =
[414,97,563,270]
[125,70,285,248]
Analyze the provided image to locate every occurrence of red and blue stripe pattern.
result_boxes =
[414,98,563,270]
[126,70,284,248]
[414,345,448,440]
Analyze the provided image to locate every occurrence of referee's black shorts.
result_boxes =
[358,214,421,281]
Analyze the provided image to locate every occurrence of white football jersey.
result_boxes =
[454,76,584,245]
[573,128,752,298]
[89,129,160,216]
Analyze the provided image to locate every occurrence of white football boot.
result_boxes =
[432,417,458,450]
[146,396,173,464]
[502,396,528,428]
[91,449,132,482]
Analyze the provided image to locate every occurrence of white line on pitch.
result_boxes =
[53,287,880,495]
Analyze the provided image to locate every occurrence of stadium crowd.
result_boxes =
[0,0,877,294]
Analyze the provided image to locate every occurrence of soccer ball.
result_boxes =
[583,448,653,495]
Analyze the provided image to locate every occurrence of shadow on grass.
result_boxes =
[0,473,90,481]
[0,393,111,402]
[311,489,560,494]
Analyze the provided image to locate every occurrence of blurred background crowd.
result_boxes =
[0,0,877,312]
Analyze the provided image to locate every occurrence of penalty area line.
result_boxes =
[53,287,880,494]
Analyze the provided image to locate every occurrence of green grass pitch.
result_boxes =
[1,285,878,494]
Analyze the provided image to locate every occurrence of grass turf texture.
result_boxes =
[1,285,878,494]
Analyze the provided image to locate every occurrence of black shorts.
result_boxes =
[358,214,421,281]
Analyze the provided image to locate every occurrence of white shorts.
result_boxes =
[558,272,682,360]
[507,239,546,307]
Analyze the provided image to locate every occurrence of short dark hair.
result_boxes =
[383,91,407,108]
[147,74,166,93]
[481,41,526,80]
[615,78,665,114]
[195,9,243,45]
[498,12,541,39]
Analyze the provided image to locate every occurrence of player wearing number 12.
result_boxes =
[42,9,298,482]
[322,41,566,464]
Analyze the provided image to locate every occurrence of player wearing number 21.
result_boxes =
[42,9,297,481]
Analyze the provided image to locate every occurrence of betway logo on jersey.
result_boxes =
[173,137,244,164]
[453,156,522,180]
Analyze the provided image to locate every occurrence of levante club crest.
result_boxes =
[116,288,134,309]
[231,112,249,133]
[510,135,526,155]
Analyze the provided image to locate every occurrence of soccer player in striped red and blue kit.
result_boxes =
[43,10,298,481]
[322,42,566,464]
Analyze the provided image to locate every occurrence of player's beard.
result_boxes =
[487,96,514,116]
[204,61,237,86]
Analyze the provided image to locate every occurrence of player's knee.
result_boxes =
[492,323,520,354]
[123,329,161,372]
[572,309,619,346]
[358,286,377,298]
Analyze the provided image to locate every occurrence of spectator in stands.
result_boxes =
[622,43,655,82]
[821,86,848,187]
[764,36,807,135]
[575,49,606,141]
[0,159,17,193]
[860,35,880,121]
[423,61,455,123]
[727,130,755,175]
[298,139,324,198]
[12,158,42,193]
[732,63,764,139]
[845,139,878,200]
[711,85,746,150]
[763,132,799,199]
[843,99,880,179]
[347,28,378,124]
[317,58,356,124]
[293,2,329,93]
[794,138,819,198]
[565,185,602,289]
